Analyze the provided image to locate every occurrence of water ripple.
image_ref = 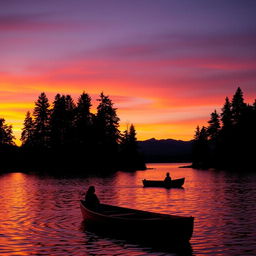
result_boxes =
[0,164,256,255]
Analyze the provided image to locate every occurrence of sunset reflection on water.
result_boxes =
[0,164,256,255]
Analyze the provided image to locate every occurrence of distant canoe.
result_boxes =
[80,200,194,242]
[143,178,185,188]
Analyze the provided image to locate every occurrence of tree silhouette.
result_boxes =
[0,118,15,145]
[0,118,17,169]
[120,124,145,169]
[64,95,76,145]
[17,91,146,171]
[96,92,120,150]
[231,87,246,125]
[194,126,200,140]
[192,126,209,167]
[218,97,234,165]
[193,87,256,170]
[207,110,220,141]
[74,92,93,146]
[33,92,50,148]
[221,97,232,129]
[21,111,34,147]
[127,124,138,152]
[121,124,138,154]
[50,94,67,147]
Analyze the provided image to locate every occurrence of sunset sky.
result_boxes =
[1,0,256,145]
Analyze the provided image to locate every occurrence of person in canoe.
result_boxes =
[164,172,172,182]
[85,186,100,209]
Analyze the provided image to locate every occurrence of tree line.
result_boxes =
[0,92,146,172]
[193,87,256,170]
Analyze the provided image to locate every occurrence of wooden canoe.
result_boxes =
[80,200,194,242]
[143,178,185,188]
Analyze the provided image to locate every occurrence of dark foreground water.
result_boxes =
[0,163,256,256]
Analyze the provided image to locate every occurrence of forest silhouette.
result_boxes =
[0,92,146,172]
[1,88,255,172]
[193,87,256,170]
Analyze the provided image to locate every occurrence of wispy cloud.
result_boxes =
[0,1,256,143]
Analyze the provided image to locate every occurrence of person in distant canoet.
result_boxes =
[85,186,100,209]
[164,172,172,182]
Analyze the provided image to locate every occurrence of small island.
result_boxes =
[0,92,146,173]
[192,87,256,171]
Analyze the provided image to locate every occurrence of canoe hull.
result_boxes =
[80,201,194,243]
[143,178,185,188]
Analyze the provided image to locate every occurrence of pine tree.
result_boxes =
[128,124,138,151]
[207,110,220,140]
[21,111,34,147]
[199,126,208,141]
[120,128,129,145]
[121,124,138,154]
[194,126,200,140]
[33,92,50,148]
[75,92,93,145]
[193,88,256,169]
[120,124,145,169]
[50,94,76,147]
[0,118,15,145]
[221,97,232,128]
[96,92,120,147]
[231,87,246,124]
[192,126,209,167]
[50,94,66,147]
[63,95,76,145]
[65,95,76,113]
[76,92,91,120]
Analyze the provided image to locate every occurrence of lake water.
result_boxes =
[0,163,256,256]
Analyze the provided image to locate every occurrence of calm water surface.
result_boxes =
[0,163,256,255]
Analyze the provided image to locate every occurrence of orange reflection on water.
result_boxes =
[110,163,231,251]
[0,165,255,255]
[0,173,38,255]
[109,164,188,214]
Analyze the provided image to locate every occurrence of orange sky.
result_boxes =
[1,1,256,145]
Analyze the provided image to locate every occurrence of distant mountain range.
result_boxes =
[138,138,193,163]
